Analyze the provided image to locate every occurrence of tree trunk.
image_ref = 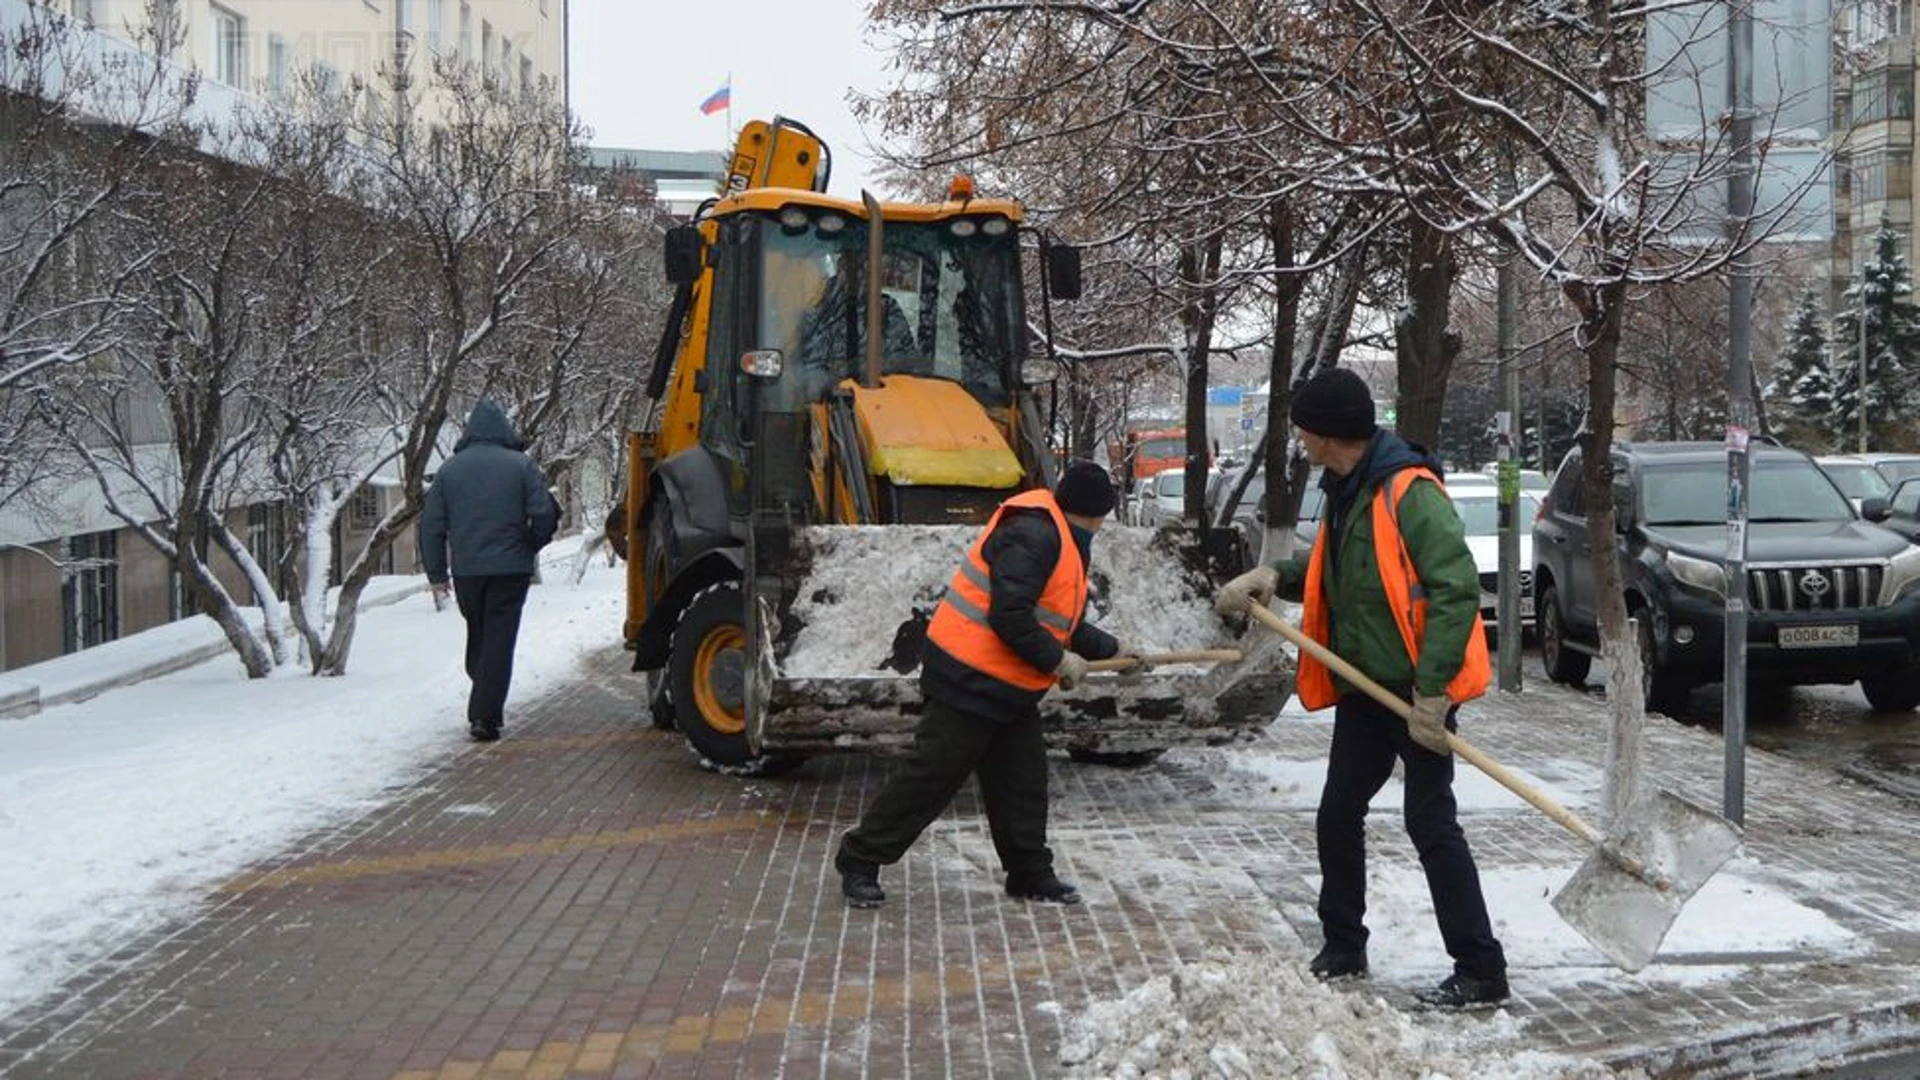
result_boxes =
[1261,200,1302,562]
[1179,236,1223,526]
[1394,215,1457,448]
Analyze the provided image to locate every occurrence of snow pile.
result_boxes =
[1058,950,1639,1080]
[781,524,1231,677]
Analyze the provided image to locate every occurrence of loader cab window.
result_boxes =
[755,214,1020,411]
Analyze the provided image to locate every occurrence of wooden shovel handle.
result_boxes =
[1085,648,1243,672]
[1244,603,1605,847]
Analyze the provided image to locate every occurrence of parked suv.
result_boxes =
[1532,442,1920,713]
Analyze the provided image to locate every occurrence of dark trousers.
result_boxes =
[1316,691,1506,979]
[452,574,531,729]
[839,697,1052,878]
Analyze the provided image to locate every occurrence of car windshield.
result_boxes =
[1452,492,1541,535]
[1641,459,1853,525]
[1821,462,1893,500]
[1875,459,1920,485]
[756,214,1020,411]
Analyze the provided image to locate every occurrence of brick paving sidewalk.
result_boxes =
[3,644,1919,1077]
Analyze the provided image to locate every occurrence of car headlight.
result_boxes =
[1880,546,1920,605]
[1666,552,1726,597]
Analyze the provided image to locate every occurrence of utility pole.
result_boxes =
[1859,264,1871,452]
[1495,160,1522,691]
[1723,0,1755,826]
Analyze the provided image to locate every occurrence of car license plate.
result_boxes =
[1778,624,1859,649]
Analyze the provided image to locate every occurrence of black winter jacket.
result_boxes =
[921,507,1120,720]
[419,401,560,582]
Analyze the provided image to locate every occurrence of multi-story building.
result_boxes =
[1832,0,1915,302]
[0,0,570,676]
[57,0,566,124]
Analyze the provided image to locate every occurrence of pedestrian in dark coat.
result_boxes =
[834,460,1142,908]
[419,399,560,741]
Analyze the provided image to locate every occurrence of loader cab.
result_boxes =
[695,200,1029,517]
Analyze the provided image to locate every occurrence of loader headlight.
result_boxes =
[778,207,810,232]
[948,218,979,238]
[740,349,784,378]
[816,212,847,235]
[980,215,1011,236]
[1880,546,1920,605]
[1666,552,1726,597]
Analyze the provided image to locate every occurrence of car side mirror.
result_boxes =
[1862,496,1891,522]
[664,225,703,285]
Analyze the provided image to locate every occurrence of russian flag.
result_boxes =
[699,81,730,116]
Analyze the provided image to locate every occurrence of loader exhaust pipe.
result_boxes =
[861,189,884,389]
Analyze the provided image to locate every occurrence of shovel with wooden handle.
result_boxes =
[1241,601,1742,973]
[1086,649,1242,672]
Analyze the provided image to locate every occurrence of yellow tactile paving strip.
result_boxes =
[217,811,791,892]
[388,949,1060,1079]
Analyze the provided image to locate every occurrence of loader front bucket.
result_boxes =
[747,524,1294,756]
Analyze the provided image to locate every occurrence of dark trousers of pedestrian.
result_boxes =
[1316,690,1506,980]
[452,574,531,732]
[838,696,1052,879]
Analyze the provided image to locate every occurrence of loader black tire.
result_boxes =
[668,581,755,766]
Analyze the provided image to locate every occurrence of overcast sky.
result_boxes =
[566,0,892,196]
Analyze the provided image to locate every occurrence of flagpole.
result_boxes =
[725,70,733,141]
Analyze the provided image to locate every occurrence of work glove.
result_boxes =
[1214,565,1280,615]
[1406,692,1454,756]
[1054,651,1091,691]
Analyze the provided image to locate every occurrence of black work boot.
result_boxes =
[1308,945,1369,982]
[1005,869,1081,905]
[1414,971,1510,1009]
[836,853,885,909]
[468,721,500,742]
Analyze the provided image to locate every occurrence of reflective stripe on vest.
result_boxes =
[1296,467,1492,711]
[925,490,1087,691]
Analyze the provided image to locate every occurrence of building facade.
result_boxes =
[0,0,568,675]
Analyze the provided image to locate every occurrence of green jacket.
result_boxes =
[1269,432,1481,699]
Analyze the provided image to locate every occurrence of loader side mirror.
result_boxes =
[1045,244,1082,300]
[664,226,703,285]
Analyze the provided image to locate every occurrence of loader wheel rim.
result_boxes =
[692,625,747,734]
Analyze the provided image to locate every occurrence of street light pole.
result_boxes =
[1723,0,1755,826]
[1496,157,1522,692]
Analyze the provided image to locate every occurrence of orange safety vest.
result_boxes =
[1296,467,1492,710]
[925,490,1088,690]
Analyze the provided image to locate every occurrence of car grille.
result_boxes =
[1478,570,1532,595]
[1747,564,1884,611]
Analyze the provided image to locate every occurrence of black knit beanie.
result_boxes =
[1053,459,1116,518]
[1290,368,1377,440]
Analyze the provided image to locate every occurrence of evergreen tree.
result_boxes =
[1831,219,1920,449]
[1763,290,1833,447]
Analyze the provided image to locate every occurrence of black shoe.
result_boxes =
[1308,946,1369,981]
[1006,870,1081,905]
[468,722,500,742]
[1415,972,1509,1009]
[836,854,885,909]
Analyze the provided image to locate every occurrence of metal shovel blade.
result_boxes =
[1550,790,1744,972]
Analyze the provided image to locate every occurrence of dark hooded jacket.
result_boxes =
[921,506,1120,720]
[419,401,560,582]
[1267,429,1481,697]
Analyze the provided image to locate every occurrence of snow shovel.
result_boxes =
[1242,602,1742,973]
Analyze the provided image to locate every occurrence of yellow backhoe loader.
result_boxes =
[622,117,1291,769]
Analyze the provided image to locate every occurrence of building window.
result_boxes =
[1853,147,1913,202]
[351,486,381,529]
[62,531,119,653]
[1852,67,1915,126]
[520,55,533,92]
[247,502,288,604]
[212,6,245,87]
[427,0,445,53]
[1853,0,1912,45]
[268,34,291,98]
[459,2,472,58]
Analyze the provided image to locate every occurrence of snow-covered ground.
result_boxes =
[0,550,628,1021]
[0,545,1866,1076]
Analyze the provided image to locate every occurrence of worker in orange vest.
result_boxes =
[1217,367,1507,1009]
[835,460,1141,908]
